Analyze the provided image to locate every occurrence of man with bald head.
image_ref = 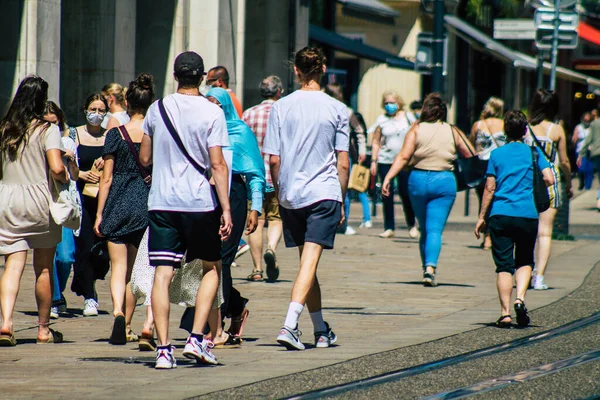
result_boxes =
[206,66,243,117]
[242,75,284,282]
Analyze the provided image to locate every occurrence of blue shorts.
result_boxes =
[280,200,341,249]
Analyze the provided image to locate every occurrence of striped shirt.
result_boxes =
[242,99,275,188]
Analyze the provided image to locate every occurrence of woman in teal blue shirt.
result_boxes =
[180,88,265,344]
[475,110,554,329]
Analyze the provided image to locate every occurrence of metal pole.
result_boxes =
[431,0,445,93]
[549,0,560,90]
[536,52,545,89]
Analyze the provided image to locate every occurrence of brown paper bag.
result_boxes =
[348,164,370,193]
[82,164,100,198]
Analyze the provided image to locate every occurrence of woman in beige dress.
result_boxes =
[0,76,68,346]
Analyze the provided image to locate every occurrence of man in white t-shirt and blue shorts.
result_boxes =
[139,51,232,369]
[264,46,350,351]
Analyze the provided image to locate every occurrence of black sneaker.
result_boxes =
[264,249,279,282]
[423,272,437,287]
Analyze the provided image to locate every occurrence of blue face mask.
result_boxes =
[384,103,398,115]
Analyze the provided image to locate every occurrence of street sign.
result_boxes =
[493,19,535,40]
[538,0,577,8]
[535,28,579,49]
[415,33,448,76]
[534,8,579,30]
[534,8,579,50]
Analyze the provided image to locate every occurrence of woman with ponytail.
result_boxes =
[94,73,155,345]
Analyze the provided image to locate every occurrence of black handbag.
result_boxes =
[531,147,550,213]
[450,125,487,191]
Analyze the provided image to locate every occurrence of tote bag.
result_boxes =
[49,177,81,230]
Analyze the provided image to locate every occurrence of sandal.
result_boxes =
[138,332,157,352]
[514,299,530,327]
[247,270,263,281]
[495,315,512,329]
[126,325,139,342]
[213,331,242,349]
[0,331,17,347]
[229,308,249,338]
[37,328,64,344]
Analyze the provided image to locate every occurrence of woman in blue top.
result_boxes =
[475,110,554,328]
[179,87,265,344]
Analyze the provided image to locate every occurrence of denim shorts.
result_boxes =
[489,215,538,274]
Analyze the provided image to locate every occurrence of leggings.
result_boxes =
[408,170,456,268]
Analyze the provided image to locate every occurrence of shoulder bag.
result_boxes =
[451,125,487,191]
[49,176,81,230]
[531,147,550,213]
[118,126,152,187]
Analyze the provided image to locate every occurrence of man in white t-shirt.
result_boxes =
[139,51,232,369]
[263,48,350,351]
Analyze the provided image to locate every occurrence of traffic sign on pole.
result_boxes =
[534,8,579,30]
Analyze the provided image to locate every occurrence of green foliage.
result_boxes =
[466,0,522,19]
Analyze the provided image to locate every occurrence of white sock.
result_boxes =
[284,302,304,329]
[310,310,327,333]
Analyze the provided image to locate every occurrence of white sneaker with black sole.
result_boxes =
[155,346,177,369]
[182,336,218,365]
[277,325,305,350]
[314,322,337,348]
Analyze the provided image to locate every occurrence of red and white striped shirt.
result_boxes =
[242,99,275,187]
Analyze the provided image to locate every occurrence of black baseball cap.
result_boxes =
[174,51,205,77]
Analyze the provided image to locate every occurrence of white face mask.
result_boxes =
[86,112,104,127]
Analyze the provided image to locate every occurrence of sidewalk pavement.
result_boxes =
[0,190,598,399]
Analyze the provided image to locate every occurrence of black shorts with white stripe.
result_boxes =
[148,209,222,267]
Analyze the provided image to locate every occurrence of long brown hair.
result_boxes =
[0,76,50,161]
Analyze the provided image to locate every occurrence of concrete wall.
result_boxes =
[1,0,61,115]
[242,0,309,109]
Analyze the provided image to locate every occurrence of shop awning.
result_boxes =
[444,15,600,90]
[579,21,600,47]
[337,0,399,25]
[309,24,414,70]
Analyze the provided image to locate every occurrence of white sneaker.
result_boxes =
[155,346,177,369]
[277,325,305,350]
[530,271,537,288]
[50,306,59,320]
[344,226,357,235]
[533,275,548,290]
[379,229,395,238]
[408,226,419,239]
[83,299,99,317]
[359,221,372,229]
[314,322,337,348]
[182,336,218,365]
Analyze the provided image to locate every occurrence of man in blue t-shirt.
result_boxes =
[475,110,554,330]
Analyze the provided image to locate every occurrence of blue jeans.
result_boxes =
[576,152,594,190]
[53,227,76,302]
[340,163,372,231]
[592,156,600,199]
[408,170,456,269]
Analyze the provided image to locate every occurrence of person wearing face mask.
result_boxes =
[408,100,422,121]
[572,112,593,191]
[101,83,130,130]
[66,94,111,318]
[369,91,418,239]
